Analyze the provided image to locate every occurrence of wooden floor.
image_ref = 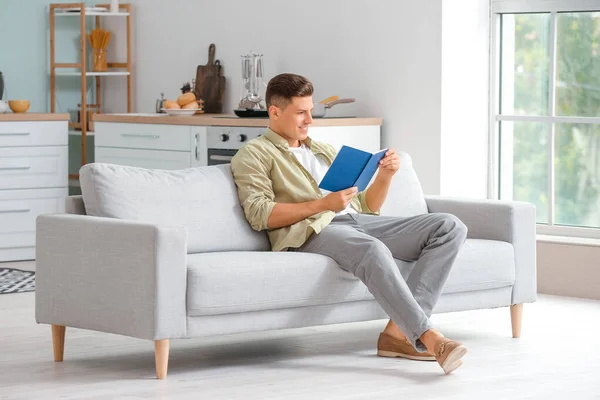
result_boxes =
[1,260,599,399]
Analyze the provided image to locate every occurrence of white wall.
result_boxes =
[440,0,490,198]
[104,0,445,195]
[537,241,600,301]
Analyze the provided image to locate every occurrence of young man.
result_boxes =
[231,73,468,374]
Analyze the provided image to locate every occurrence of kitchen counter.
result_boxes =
[93,113,382,127]
[0,113,69,122]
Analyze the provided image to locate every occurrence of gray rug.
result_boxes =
[0,268,35,294]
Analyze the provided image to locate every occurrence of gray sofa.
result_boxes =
[35,152,536,379]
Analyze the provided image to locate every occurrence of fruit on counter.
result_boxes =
[182,101,201,110]
[177,91,197,107]
[160,82,204,111]
[163,100,180,109]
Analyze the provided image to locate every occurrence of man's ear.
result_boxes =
[268,105,280,119]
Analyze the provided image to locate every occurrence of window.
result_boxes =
[491,1,600,237]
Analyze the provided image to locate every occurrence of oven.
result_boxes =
[206,126,265,166]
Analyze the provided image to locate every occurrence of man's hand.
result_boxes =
[321,187,358,212]
[363,149,400,212]
[378,148,400,179]
[267,187,357,229]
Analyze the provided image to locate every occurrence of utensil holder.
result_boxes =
[92,49,107,72]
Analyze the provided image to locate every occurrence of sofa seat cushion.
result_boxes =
[400,238,516,294]
[187,252,371,317]
[187,238,515,317]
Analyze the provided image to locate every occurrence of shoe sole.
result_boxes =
[440,345,468,374]
[377,349,436,361]
[443,359,463,374]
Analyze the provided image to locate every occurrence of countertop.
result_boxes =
[0,113,70,122]
[93,113,382,127]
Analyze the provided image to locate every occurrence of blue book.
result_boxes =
[319,146,389,192]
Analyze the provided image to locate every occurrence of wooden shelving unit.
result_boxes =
[49,2,132,179]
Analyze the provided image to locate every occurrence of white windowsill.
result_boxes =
[536,234,600,247]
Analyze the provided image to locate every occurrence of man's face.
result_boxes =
[269,96,314,146]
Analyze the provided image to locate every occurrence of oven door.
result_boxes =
[207,149,238,166]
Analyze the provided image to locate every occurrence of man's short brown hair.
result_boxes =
[266,73,314,109]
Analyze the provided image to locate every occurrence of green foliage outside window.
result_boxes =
[508,12,600,228]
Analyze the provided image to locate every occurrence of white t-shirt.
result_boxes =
[288,144,357,216]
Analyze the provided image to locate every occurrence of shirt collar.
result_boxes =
[265,127,313,150]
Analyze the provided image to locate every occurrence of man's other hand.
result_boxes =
[378,148,400,178]
[322,187,358,212]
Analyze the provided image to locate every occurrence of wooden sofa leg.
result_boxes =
[51,325,66,362]
[510,304,523,338]
[155,339,170,379]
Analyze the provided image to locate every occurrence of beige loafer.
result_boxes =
[377,333,436,361]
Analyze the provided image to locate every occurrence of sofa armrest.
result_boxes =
[35,214,188,340]
[425,196,536,304]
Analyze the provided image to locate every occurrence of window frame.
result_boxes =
[489,0,600,239]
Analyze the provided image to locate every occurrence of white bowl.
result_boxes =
[0,101,9,113]
[161,108,198,116]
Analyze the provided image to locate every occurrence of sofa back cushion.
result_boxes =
[379,151,428,217]
[79,163,271,253]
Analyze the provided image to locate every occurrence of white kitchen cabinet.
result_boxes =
[0,118,69,262]
[95,122,209,169]
[309,125,381,153]
[0,188,67,262]
[0,146,68,190]
[190,128,208,167]
[94,123,192,152]
[94,120,380,170]
[0,121,67,147]
[95,147,192,170]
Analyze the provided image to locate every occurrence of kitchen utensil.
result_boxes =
[8,100,30,113]
[194,44,226,114]
[0,71,4,100]
[238,51,265,110]
[312,98,355,118]
[156,92,165,113]
[319,95,339,104]
[0,100,9,113]
[234,109,268,118]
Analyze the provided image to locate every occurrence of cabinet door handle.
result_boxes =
[209,155,233,162]
[0,166,31,170]
[0,132,30,136]
[0,208,30,214]
[120,133,160,139]
[194,133,199,161]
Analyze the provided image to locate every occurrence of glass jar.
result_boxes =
[92,49,107,72]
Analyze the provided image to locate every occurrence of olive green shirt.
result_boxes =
[231,128,378,251]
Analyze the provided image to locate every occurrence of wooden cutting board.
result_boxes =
[194,44,226,114]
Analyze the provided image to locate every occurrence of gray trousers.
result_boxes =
[294,212,468,352]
